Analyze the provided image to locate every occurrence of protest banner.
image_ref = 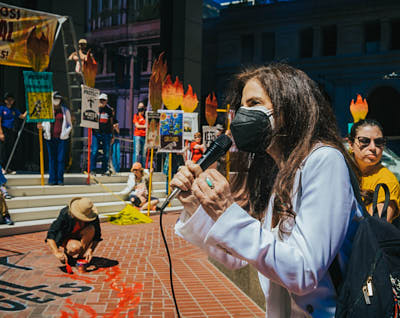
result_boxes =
[80,85,99,129]
[145,111,160,150]
[158,110,183,153]
[183,112,198,141]
[23,71,53,122]
[0,2,66,71]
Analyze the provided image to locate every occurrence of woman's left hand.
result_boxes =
[192,169,234,221]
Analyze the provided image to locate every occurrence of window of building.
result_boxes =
[137,47,149,73]
[241,34,254,63]
[261,32,275,61]
[299,27,313,58]
[390,19,400,50]
[364,21,380,53]
[322,25,337,56]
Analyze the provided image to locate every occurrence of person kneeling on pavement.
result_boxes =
[45,197,102,264]
[120,162,160,211]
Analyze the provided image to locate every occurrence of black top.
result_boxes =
[94,104,114,134]
[45,206,102,247]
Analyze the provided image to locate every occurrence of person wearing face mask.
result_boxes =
[132,102,147,167]
[39,91,72,186]
[348,119,400,225]
[171,63,364,317]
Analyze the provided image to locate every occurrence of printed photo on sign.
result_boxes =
[23,71,54,122]
[202,126,218,148]
[145,112,160,149]
[183,112,198,141]
[80,85,99,129]
[158,110,183,153]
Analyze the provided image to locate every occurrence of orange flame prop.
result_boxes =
[162,75,184,110]
[350,94,368,123]
[149,52,167,111]
[181,85,198,113]
[82,49,98,88]
[26,26,50,72]
[205,92,218,126]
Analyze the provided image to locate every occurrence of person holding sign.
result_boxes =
[38,91,72,186]
[90,93,114,176]
[0,92,27,174]
[190,132,206,163]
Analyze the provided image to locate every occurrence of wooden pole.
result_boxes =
[39,127,45,186]
[168,152,172,207]
[86,128,92,185]
[147,148,154,216]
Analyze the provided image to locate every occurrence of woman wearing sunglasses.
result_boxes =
[348,119,400,224]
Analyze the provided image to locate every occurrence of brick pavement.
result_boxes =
[0,212,265,317]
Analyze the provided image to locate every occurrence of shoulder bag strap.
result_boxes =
[372,183,390,219]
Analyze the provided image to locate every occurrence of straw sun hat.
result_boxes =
[69,197,98,222]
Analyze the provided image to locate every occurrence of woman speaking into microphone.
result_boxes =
[170,63,363,317]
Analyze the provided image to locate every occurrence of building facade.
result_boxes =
[203,0,400,152]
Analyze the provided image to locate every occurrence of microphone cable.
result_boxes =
[159,204,181,318]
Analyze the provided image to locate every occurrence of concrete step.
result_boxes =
[0,206,183,237]
[7,182,168,197]
[4,172,167,186]
[9,198,182,222]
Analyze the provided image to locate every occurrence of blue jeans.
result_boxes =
[46,139,66,184]
[133,135,146,167]
[91,133,111,173]
[112,140,120,172]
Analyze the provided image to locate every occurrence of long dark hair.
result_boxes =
[227,63,358,230]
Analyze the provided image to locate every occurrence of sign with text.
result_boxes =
[158,110,183,153]
[23,71,53,122]
[183,112,198,141]
[202,125,218,148]
[0,3,66,71]
[145,111,160,149]
[80,85,99,129]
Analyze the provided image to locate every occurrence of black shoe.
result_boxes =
[102,171,111,176]
[4,216,14,225]
[4,193,12,199]
[57,182,64,186]
[48,182,56,186]
[6,169,16,175]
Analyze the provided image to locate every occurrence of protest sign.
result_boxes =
[158,110,183,153]
[23,71,53,122]
[145,111,160,149]
[80,85,99,129]
[202,125,218,148]
[183,112,198,141]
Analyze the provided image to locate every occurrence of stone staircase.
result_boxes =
[0,172,183,237]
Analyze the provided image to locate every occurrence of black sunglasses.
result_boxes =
[356,136,386,148]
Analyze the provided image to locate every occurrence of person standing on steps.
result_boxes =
[39,91,72,186]
[90,93,114,176]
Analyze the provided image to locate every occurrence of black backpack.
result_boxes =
[334,181,400,318]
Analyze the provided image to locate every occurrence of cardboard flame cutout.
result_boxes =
[82,49,98,88]
[350,94,368,123]
[205,92,218,126]
[181,85,198,113]
[162,75,184,110]
[26,26,50,72]
[149,52,167,111]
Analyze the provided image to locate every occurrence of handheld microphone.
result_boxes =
[160,134,233,211]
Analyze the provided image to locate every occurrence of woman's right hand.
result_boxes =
[170,161,202,216]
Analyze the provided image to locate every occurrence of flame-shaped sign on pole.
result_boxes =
[350,94,368,123]
[149,52,167,112]
[205,92,218,126]
[162,75,184,110]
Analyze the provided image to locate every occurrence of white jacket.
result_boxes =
[42,105,72,140]
[175,146,363,318]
